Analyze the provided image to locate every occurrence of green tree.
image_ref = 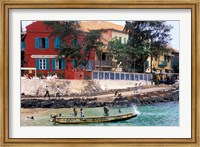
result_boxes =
[43,21,104,71]
[107,39,128,71]
[108,39,144,72]
[80,30,105,70]
[44,21,80,40]
[123,21,173,73]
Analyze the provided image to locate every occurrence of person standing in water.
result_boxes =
[103,106,109,116]
[80,108,84,117]
[73,107,78,117]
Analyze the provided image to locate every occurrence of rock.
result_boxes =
[41,101,52,108]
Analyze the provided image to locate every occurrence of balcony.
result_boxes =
[95,60,112,67]
[158,61,168,67]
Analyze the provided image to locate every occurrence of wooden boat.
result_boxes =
[51,113,137,124]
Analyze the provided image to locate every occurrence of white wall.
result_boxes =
[21,79,151,96]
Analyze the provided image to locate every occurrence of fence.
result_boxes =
[92,71,152,81]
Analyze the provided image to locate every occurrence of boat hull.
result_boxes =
[54,113,137,124]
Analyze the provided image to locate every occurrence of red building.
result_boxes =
[22,21,95,79]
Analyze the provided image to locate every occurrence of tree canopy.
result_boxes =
[108,21,173,73]
[43,21,104,69]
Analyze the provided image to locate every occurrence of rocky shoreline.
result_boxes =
[21,88,179,108]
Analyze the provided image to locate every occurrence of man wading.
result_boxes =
[44,86,50,99]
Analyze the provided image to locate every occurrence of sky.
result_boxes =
[22,20,179,50]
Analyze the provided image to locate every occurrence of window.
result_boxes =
[39,59,46,69]
[164,55,170,62]
[36,59,50,70]
[87,60,93,70]
[164,55,167,61]
[55,59,62,69]
[72,38,79,47]
[52,59,65,70]
[119,37,122,43]
[102,53,106,61]
[54,37,61,49]
[124,37,126,44]
[167,56,170,62]
[35,38,49,49]
[21,41,26,51]
[72,59,78,69]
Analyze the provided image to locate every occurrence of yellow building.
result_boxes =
[145,48,176,80]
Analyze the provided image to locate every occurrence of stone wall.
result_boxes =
[21,79,151,96]
[21,89,179,108]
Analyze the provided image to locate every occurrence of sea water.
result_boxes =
[21,101,179,126]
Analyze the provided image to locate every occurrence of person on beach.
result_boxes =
[134,83,138,93]
[55,86,61,99]
[44,86,50,99]
[103,106,109,116]
[73,107,78,117]
[80,108,84,117]
[27,116,34,120]
[138,83,141,93]
[118,93,122,97]
[36,89,39,97]
[115,90,118,96]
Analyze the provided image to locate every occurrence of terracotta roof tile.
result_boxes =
[168,47,179,53]
[79,21,124,32]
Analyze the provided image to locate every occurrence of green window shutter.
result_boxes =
[35,38,39,49]
[52,59,56,70]
[81,63,85,70]
[54,37,61,49]
[72,39,75,46]
[72,59,75,68]
[88,60,93,70]
[72,59,78,69]
[75,39,79,46]
[21,41,26,49]
[124,38,126,44]
[72,38,79,47]
[119,37,122,43]
[45,38,49,49]
[46,59,50,70]
[36,59,40,69]
[61,59,66,69]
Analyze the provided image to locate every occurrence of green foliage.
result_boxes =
[43,21,104,70]
[108,21,172,73]
[58,71,65,79]
[80,30,105,68]
[43,21,80,39]
[37,72,44,78]
[48,72,55,76]
[124,21,172,73]
[84,75,91,80]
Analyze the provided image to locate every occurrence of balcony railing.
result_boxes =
[158,61,168,67]
[95,60,112,67]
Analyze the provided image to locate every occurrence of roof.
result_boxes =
[79,21,125,32]
[168,47,179,53]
